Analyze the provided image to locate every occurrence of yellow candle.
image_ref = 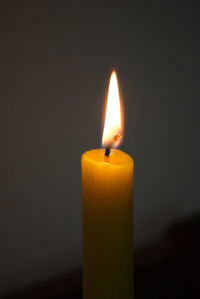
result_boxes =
[81,71,134,299]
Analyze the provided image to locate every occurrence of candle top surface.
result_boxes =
[83,149,133,166]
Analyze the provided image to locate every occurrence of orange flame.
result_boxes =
[102,71,123,148]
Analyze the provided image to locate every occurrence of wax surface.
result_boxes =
[82,149,134,299]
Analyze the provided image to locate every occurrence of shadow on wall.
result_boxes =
[3,212,200,299]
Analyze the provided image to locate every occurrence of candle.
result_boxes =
[82,71,134,299]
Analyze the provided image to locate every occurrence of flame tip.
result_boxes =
[111,70,117,75]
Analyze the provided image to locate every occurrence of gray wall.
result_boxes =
[0,1,199,295]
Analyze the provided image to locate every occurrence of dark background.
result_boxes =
[0,0,199,297]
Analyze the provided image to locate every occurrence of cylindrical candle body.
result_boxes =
[82,149,134,299]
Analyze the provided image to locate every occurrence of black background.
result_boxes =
[0,0,199,296]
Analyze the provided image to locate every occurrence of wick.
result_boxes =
[105,147,111,157]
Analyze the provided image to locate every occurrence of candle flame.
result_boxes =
[102,71,123,148]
